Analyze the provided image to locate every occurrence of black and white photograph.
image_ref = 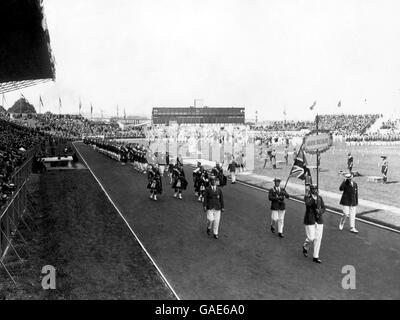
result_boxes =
[0,0,399,310]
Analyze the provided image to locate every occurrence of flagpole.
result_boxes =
[316,113,319,190]
[284,140,304,189]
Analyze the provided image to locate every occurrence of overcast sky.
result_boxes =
[5,0,400,120]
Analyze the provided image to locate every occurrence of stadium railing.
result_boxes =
[0,146,37,261]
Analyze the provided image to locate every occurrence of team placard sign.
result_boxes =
[303,130,333,154]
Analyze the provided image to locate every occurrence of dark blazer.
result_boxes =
[204,187,224,211]
[228,161,237,172]
[304,194,325,225]
[339,180,358,206]
[268,187,289,210]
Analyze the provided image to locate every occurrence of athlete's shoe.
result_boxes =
[350,228,359,234]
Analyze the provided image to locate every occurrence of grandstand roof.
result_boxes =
[0,0,55,94]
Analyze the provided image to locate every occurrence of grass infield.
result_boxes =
[0,170,174,300]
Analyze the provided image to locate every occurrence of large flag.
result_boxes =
[309,101,317,110]
[289,147,308,180]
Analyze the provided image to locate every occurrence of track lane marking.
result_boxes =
[72,142,180,300]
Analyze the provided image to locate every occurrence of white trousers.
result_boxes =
[231,171,236,182]
[207,209,221,235]
[342,206,357,228]
[304,224,324,258]
[159,165,165,175]
[271,210,285,233]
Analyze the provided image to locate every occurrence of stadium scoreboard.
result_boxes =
[152,107,245,125]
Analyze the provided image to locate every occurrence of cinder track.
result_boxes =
[74,142,400,300]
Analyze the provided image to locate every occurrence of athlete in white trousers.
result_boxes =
[302,184,325,263]
[268,178,290,238]
[339,173,359,234]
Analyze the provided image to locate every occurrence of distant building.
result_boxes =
[110,115,149,126]
[152,106,245,125]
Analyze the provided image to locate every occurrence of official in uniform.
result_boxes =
[284,146,289,165]
[339,173,359,234]
[381,156,388,183]
[268,178,290,238]
[302,184,325,263]
[204,176,225,239]
[271,149,277,169]
[347,152,353,173]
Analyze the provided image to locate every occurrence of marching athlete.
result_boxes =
[211,163,227,187]
[302,184,325,264]
[193,162,202,196]
[268,178,290,238]
[147,164,163,201]
[227,157,238,184]
[339,173,359,234]
[204,176,225,239]
[197,168,210,202]
[172,163,188,199]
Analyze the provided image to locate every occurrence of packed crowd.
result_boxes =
[253,114,381,136]
[12,113,145,140]
[0,119,45,209]
[317,114,381,135]
[381,119,400,130]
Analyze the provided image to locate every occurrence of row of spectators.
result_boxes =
[381,119,400,130]
[317,114,381,135]
[10,113,145,140]
[0,119,47,209]
[253,114,381,136]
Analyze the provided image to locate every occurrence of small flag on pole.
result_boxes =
[91,104,93,117]
[338,100,341,108]
[39,95,44,114]
[289,147,308,180]
[59,97,62,114]
[79,98,82,115]
[124,107,126,120]
[309,101,317,110]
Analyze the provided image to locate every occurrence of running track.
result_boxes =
[74,142,400,299]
